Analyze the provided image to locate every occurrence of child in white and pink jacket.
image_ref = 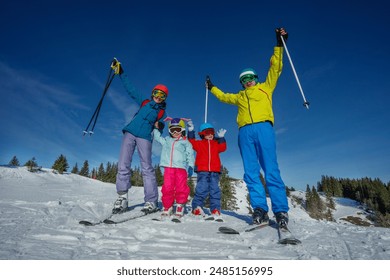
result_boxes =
[153,118,194,219]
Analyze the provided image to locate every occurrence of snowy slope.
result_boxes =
[0,166,390,261]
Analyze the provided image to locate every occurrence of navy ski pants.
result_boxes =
[192,172,221,211]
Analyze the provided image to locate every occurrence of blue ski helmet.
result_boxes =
[199,123,214,132]
[198,123,215,138]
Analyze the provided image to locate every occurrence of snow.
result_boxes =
[1,166,389,279]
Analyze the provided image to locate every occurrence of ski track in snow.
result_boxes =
[1,166,390,260]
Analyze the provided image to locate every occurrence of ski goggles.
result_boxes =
[240,74,257,84]
[169,126,184,134]
[199,128,215,136]
[152,89,167,101]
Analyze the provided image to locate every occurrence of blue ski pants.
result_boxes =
[192,172,221,211]
[238,122,289,214]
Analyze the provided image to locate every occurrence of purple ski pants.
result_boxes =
[116,132,158,203]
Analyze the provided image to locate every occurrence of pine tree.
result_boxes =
[8,156,20,166]
[155,164,164,186]
[91,168,97,179]
[131,166,143,186]
[52,154,69,174]
[305,185,314,212]
[104,162,117,183]
[260,172,269,196]
[326,191,336,210]
[246,193,252,214]
[24,157,39,172]
[97,163,105,181]
[306,185,327,220]
[188,176,195,198]
[79,160,90,177]
[220,166,238,211]
[71,163,79,174]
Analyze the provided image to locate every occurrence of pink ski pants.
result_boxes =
[161,167,190,209]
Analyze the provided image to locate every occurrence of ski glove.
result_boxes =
[187,166,194,178]
[276,28,288,47]
[187,120,194,132]
[157,121,165,132]
[206,76,214,90]
[217,128,227,138]
[111,58,124,75]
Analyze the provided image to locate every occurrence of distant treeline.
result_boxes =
[7,155,238,212]
[317,175,390,216]
[6,155,390,226]
[300,175,390,227]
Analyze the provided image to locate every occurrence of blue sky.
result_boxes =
[1,0,389,190]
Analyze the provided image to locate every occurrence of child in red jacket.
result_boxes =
[187,121,227,216]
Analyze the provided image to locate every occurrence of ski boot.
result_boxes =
[142,201,158,214]
[174,204,185,218]
[112,195,128,214]
[252,208,269,225]
[275,212,289,228]
[192,206,205,216]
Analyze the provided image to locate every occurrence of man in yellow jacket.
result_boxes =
[206,28,289,228]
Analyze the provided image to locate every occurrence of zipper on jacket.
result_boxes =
[208,140,211,171]
[245,91,254,123]
[169,138,180,167]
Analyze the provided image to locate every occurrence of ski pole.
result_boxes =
[280,36,310,109]
[89,73,115,134]
[83,65,115,136]
[205,75,210,123]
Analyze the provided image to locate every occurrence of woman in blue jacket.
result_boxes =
[111,59,167,215]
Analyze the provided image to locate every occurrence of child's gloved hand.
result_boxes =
[217,128,227,138]
[187,166,194,178]
[187,120,194,132]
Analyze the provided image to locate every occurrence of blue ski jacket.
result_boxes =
[153,129,194,171]
[119,73,167,141]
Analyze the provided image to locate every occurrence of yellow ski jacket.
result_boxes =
[210,47,283,128]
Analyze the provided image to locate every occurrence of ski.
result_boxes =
[151,216,182,223]
[171,217,182,223]
[79,205,133,226]
[79,206,159,226]
[103,208,160,224]
[218,222,270,234]
[79,214,114,226]
[277,224,301,245]
[205,216,224,222]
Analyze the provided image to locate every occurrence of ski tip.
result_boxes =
[171,218,182,223]
[218,226,240,234]
[278,238,302,245]
[79,220,94,226]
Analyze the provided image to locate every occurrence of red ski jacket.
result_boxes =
[188,132,227,173]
